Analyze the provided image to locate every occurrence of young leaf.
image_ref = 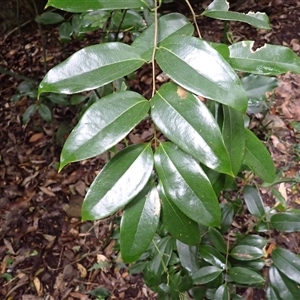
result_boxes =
[192,266,223,285]
[229,41,300,75]
[46,0,145,12]
[38,43,144,96]
[132,13,194,61]
[158,183,202,245]
[244,128,276,183]
[270,212,300,232]
[214,284,230,300]
[269,266,299,300]
[35,12,65,25]
[151,83,232,175]
[176,240,199,274]
[23,104,37,124]
[228,267,265,286]
[154,142,221,227]
[230,245,264,261]
[272,247,300,284]
[208,227,227,254]
[222,105,245,176]
[202,0,271,30]
[59,91,150,170]
[121,183,161,263]
[243,185,265,218]
[82,144,153,220]
[199,244,227,269]
[156,36,248,112]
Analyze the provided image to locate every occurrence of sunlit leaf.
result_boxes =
[59,91,149,170]
[154,142,221,226]
[202,0,271,29]
[121,183,160,263]
[156,36,248,112]
[159,184,201,245]
[38,43,144,95]
[229,41,300,75]
[82,144,153,220]
[151,83,232,175]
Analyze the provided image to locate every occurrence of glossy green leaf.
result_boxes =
[121,183,160,263]
[208,227,227,254]
[151,83,232,175]
[236,234,267,249]
[199,244,227,269]
[230,245,264,261]
[272,247,300,284]
[202,0,271,29]
[35,12,65,25]
[229,41,300,75]
[228,267,265,285]
[158,183,202,245]
[222,105,245,176]
[46,0,146,12]
[192,266,223,285]
[214,284,230,300]
[242,74,279,114]
[59,22,73,43]
[156,36,248,112]
[269,266,299,300]
[243,185,265,218]
[220,203,235,234]
[82,143,153,220]
[266,285,282,300]
[270,213,300,232]
[230,257,265,271]
[38,43,144,95]
[154,142,221,226]
[38,103,52,122]
[176,240,199,274]
[132,13,194,61]
[59,91,149,170]
[244,128,276,183]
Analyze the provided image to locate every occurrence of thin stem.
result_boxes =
[185,0,202,38]
[151,0,159,98]
[114,9,128,41]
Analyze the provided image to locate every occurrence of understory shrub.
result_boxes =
[38,0,300,299]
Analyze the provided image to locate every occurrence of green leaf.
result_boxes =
[154,142,221,226]
[121,183,160,263]
[192,266,223,285]
[214,284,230,300]
[269,266,299,300]
[132,13,194,61]
[222,105,245,176]
[243,185,265,218]
[220,203,235,234]
[46,94,69,105]
[158,183,202,245]
[199,244,227,269]
[228,267,265,285]
[266,285,282,300]
[176,240,199,274]
[272,247,300,284]
[230,245,264,261]
[81,144,153,220]
[35,12,64,25]
[38,43,144,96]
[59,91,149,170]
[156,36,248,112]
[244,128,276,183]
[46,0,146,12]
[59,22,73,43]
[202,0,271,30]
[236,234,267,249]
[23,104,37,124]
[270,213,300,232]
[229,41,300,75]
[151,83,232,175]
[242,74,279,114]
[38,103,52,122]
[208,227,227,254]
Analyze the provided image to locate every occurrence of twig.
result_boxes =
[185,0,202,38]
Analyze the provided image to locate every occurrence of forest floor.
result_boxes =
[1,0,300,299]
